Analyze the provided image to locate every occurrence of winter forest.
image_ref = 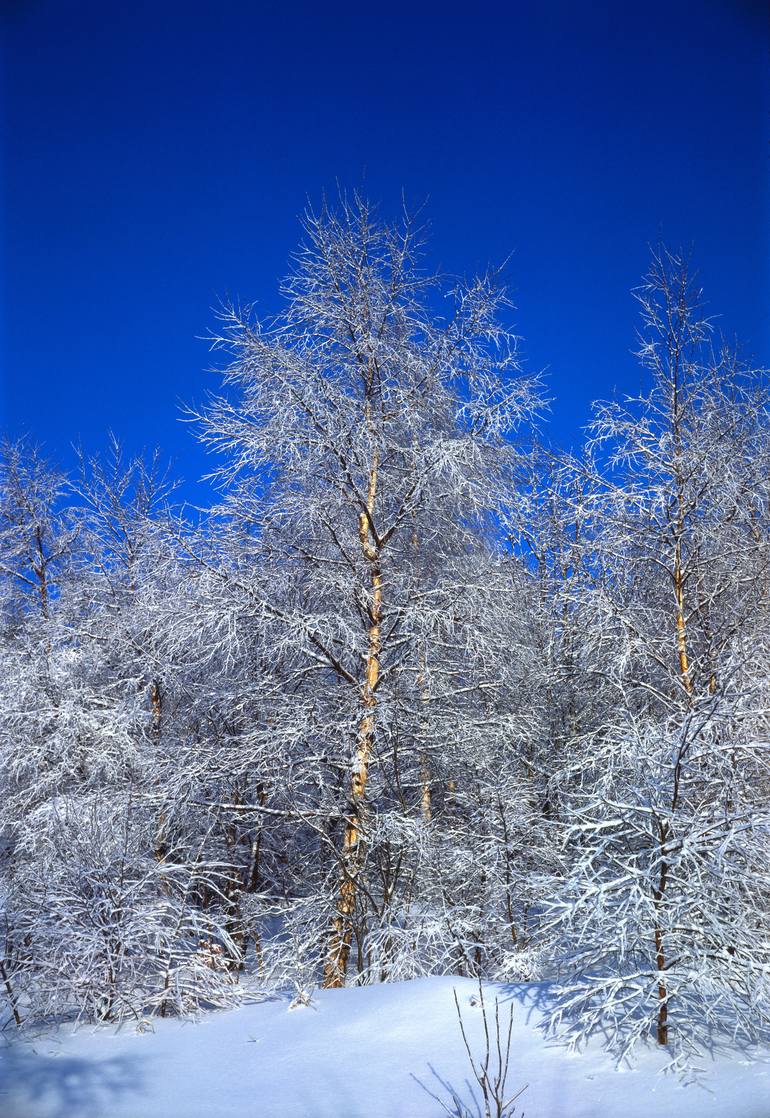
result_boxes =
[3,197,770,1065]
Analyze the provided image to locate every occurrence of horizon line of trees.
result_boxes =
[1,196,769,1060]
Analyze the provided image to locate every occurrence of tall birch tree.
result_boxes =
[549,249,770,1056]
[195,195,541,987]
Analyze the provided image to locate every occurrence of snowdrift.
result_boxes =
[1,976,768,1118]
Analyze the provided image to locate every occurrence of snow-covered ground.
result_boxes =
[1,977,768,1118]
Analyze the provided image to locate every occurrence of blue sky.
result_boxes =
[2,1,768,501]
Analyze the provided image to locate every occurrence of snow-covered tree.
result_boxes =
[193,195,543,988]
[549,249,770,1056]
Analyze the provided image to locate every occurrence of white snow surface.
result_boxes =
[1,977,768,1118]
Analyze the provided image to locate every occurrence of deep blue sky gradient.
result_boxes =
[2,1,768,501]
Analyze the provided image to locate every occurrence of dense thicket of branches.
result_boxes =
[1,199,768,1059]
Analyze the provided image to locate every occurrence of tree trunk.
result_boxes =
[420,756,432,821]
[324,442,381,988]
[652,838,670,1046]
[33,524,50,621]
[0,959,22,1028]
[418,648,432,821]
[150,679,163,735]
[652,399,692,1047]
[653,924,668,1046]
[673,536,692,697]
[410,522,432,822]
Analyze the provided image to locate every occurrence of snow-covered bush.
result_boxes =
[6,793,240,1023]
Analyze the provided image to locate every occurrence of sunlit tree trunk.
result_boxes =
[412,522,432,822]
[654,361,692,1047]
[324,423,381,988]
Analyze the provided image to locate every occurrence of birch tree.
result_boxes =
[195,195,542,988]
[549,249,770,1056]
